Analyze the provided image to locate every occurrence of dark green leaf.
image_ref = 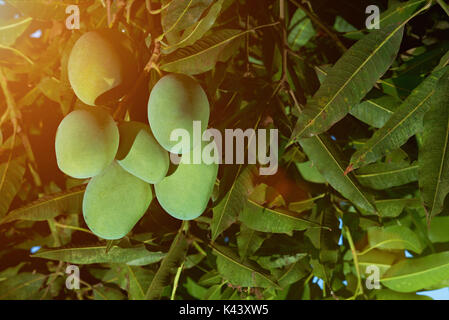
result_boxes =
[291,23,404,140]
[212,244,279,289]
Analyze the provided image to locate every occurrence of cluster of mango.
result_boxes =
[55,31,218,240]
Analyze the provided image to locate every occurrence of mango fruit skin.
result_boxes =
[68,31,136,106]
[83,161,153,240]
[117,121,169,184]
[155,150,218,220]
[55,108,119,179]
[147,74,210,154]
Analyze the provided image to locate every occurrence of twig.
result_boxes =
[170,261,185,300]
[145,0,152,13]
[333,204,364,299]
[146,0,171,15]
[245,14,250,75]
[40,261,63,300]
[106,0,112,26]
[345,225,364,299]
[280,0,288,82]
[144,41,161,73]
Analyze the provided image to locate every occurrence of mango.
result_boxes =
[147,74,210,154]
[155,146,218,220]
[116,121,169,184]
[83,161,153,240]
[55,108,119,179]
[68,30,136,106]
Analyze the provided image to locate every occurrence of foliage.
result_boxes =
[1,0,449,300]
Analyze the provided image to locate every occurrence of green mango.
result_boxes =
[55,108,119,179]
[148,74,210,154]
[155,146,218,220]
[83,161,153,240]
[116,121,169,184]
[68,30,136,106]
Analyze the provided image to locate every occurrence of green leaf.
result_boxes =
[356,249,398,276]
[349,67,448,170]
[290,23,404,141]
[257,253,307,270]
[0,17,32,46]
[160,29,244,75]
[299,134,377,214]
[344,0,430,40]
[0,155,25,219]
[349,94,401,128]
[428,216,449,243]
[381,43,449,98]
[0,273,46,300]
[333,16,357,33]
[295,161,326,184]
[1,185,85,224]
[305,207,340,263]
[381,251,449,292]
[145,225,189,300]
[203,283,225,300]
[184,277,208,299]
[161,0,212,41]
[93,285,126,300]
[211,165,254,242]
[198,270,222,287]
[272,259,308,288]
[240,199,320,234]
[375,289,432,300]
[0,44,34,65]
[37,77,62,104]
[122,266,154,300]
[436,47,449,71]
[237,224,265,261]
[375,198,421,218]
[355,161,418,190]
[287,8,315,50]
[32,244,165,265]
[212,244,279,289]
[364,225,424,254]
[0,263,26,280]
[419,69,449,217]
[288,194,325,213]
